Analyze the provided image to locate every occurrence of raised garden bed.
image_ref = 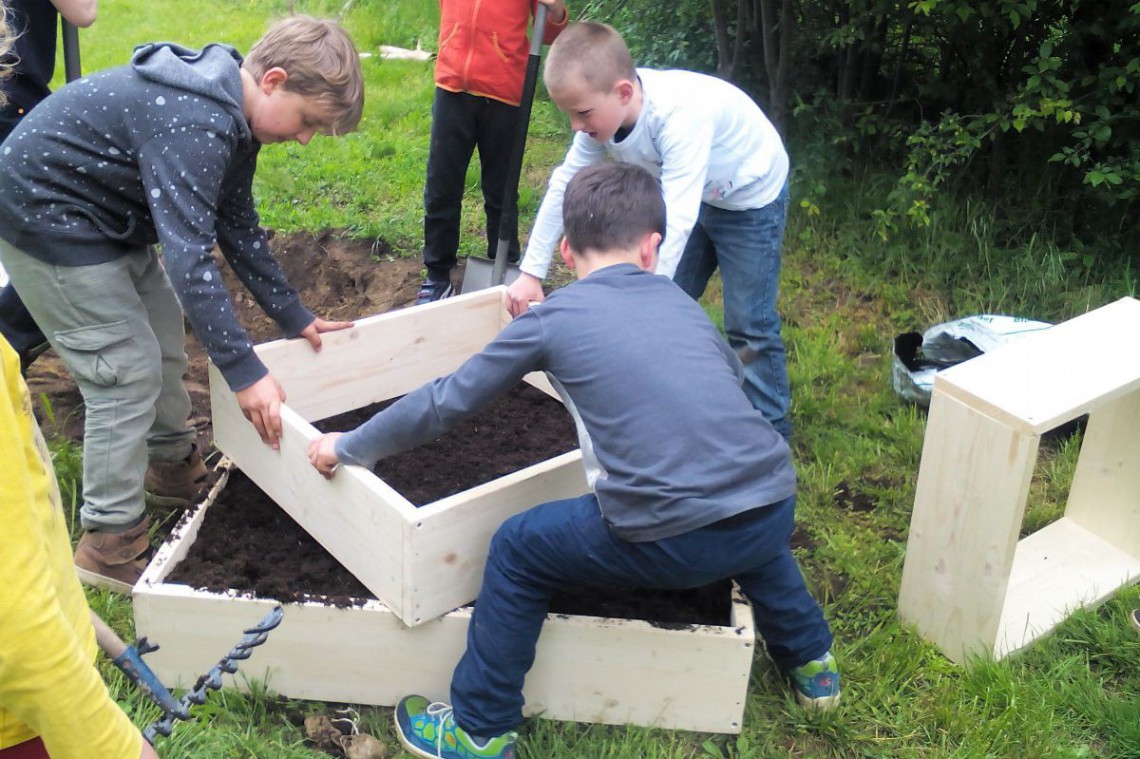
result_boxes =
[133,463,758,733]
[208,288,590,625]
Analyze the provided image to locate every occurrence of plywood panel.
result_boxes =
[406,452,589,623]
[937,297,1140,434]
[253,288,508,423]
[1066,394,1140,556]
[995,518,1140,657]
[898,390,1038,663]
[134,487,756,734]
[210,383,411,612]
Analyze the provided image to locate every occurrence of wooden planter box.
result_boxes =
[898,297,1140,662]
[208,288,589,625]
[132,465,758,734]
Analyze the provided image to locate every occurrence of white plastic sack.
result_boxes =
[892,314,1053,406]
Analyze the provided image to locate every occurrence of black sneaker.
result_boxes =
[415,278,454,305]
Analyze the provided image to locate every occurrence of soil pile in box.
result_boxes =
[168,385,731,625]
[313,383,578,504]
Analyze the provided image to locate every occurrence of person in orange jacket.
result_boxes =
[415,0,569,304]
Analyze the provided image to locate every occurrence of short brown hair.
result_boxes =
[563,162,665,254]
[0,3,14,107]
[243,15,364,135]
[544,22,635,95]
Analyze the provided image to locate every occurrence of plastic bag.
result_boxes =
[892,314,1053,406]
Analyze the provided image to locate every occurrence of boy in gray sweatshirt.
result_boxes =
[0,15,363,592]
[308,162,839,759]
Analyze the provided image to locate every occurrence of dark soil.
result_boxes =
[313,384,579,506]
[832,479,876,512]
[169,466,732,626]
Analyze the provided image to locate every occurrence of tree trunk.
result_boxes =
[712,0,737,79]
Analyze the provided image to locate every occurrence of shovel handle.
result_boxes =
[90,610,128,659]
[492,3,548,286]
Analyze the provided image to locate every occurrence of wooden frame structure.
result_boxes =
[209,288,589,625]
[133,464,758,734]
[898,297,1140,662]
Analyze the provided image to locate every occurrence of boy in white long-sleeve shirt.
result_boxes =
[507,21,793,439]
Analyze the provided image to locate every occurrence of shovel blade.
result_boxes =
[460,256,523,294]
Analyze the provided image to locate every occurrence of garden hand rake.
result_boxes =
[91,605,284,743]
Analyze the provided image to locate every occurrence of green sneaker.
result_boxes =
[789,651,841,710]
[394,695,517,759]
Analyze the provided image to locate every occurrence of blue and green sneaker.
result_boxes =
[789,651,841,710]
[394,695,517,759]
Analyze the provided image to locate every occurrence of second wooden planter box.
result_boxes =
[208,288,589,625]
[133,465,759,734]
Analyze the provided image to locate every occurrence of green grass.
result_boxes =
[39,1,1140,757]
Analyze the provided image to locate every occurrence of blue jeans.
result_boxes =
[672,188,791,440]
[450,493,832,736]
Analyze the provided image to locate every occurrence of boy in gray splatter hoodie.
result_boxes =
[0,15,364,592]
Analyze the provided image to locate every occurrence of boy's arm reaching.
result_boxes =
[317,312,548,472]
[517,133,605,281]
[136,128,272,391]
[213,149,320,341]
[509,134,604,315]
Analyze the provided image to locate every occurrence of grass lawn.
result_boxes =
[40,0,1140,757]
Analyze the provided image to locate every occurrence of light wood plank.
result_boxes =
[405,451,589,624]
[211,368,412,614]
[253,288,507,422]
[995,518,1140,657]
[898,389,1038,663]
[936,297,1140,434]
[133,486,756,734]
[136,463,230,589]
[1066,393,1140,556]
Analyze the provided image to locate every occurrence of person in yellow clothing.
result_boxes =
[4,22,151,754]
[0,339,159,759]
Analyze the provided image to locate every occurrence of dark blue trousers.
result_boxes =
[450,493,833,736]
[0,283,46,358]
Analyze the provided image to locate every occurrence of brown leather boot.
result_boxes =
[145,445,208,509]
[74,516,153,594]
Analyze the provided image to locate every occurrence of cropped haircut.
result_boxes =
[544,22,635,95]
[0,3,14,107]
[563,162,666,254]
[243,15,364,135]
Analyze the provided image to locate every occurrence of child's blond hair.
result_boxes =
[243,15,364,136]
[0,2,14,107]
[544,22,636,95]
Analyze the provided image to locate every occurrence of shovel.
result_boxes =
[460,4,548,294]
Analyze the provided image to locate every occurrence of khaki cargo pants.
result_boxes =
[0,239,195,531]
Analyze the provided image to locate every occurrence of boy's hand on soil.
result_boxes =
[308,433,343,479]
[140,739,160,759]
[506,274,545,317]
[236,374,287,450]
[299,317,355,351]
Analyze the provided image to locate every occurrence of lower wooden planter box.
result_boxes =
[133,465,758,734]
